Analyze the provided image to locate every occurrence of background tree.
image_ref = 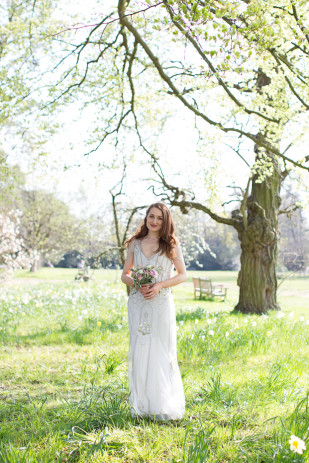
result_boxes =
[171,208,236,269]
[20,190,87,271]
[1,0,60,151]
[278,188,309,272]
[0,210,31,280]
[179,212,241,271]
[0,155,26,208]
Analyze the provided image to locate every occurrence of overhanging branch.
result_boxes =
[147,154,241,230]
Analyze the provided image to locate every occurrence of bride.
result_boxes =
[121,202,187,420]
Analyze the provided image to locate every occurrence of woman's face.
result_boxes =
[146,207,163,233]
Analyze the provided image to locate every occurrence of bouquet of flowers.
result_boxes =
[130,265,158,288]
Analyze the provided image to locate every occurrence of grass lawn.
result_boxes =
[1,269,309,462]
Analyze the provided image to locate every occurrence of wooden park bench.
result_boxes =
[192,277,227,300]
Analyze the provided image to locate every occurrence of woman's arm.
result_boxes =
[143,245,187,300]
[121,241,135,288]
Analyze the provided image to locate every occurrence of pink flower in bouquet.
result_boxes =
[131,265,158,288]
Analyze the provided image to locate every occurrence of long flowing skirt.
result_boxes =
[127,291,185,420]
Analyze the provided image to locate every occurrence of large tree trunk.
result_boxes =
[234,67,284,314]
[234,151,282,314]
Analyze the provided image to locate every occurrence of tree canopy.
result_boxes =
[2,0,309,312]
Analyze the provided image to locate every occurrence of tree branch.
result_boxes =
[148,155,241,229]
[53,3,163,37]
[117,0,309,172]
[162,0,280,124]
[291,3,309,46]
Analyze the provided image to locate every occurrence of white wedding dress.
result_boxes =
[127,239,185,421]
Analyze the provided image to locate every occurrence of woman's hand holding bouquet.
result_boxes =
[130,265,161,299]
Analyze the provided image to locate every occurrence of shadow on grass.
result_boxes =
[0,319,125,346]
[0,384,133,447]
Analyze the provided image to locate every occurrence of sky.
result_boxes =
[14,101,254,219]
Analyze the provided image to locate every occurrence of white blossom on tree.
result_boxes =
[0,210,32,279]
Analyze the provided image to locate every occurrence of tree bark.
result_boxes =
[30,258,40,273]
[111,193,130,296]
[234,150,282,314]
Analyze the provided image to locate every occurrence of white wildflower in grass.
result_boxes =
[225,332,229,338]
[206,318,211,324]
[252,321,257,327]
[234,323,239,329]
[195,319,199,324]
[289,435,306,454]
[201,335,205,341]
[277,311,284,318]
[191,334,195,340]
[300,316,305,322]
[179,321,184,326]
[208,330,214,336]
[267,331,272,337]
[289,312,294,319]
[306,320,309,325]
[244,318,248,324]
[176,326,179,331]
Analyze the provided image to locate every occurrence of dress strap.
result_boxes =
[134,239,141,251]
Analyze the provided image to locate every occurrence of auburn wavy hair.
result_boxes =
[125,203,177,259]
